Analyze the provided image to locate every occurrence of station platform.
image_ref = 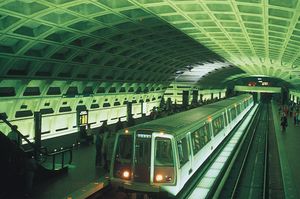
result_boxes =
[31,143,108,199]
[29,115,152,199]
[271,101,300,199]
[22,101,300,199]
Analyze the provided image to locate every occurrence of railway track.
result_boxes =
[177,104,259,199]
[89,102,268,199]
[220,103,269,199]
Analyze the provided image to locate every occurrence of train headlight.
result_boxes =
[123,170,130,178]
[155,174,163,182]
[166,176,172,182]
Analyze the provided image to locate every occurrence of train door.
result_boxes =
[177,134,192,187]
[152,134,176,185]
[225,109,229,126]
[187,132,194,174]
[133,131,152,183]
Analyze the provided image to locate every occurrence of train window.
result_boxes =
[224,113,228,126]
[212,115,225,136]
[192,124,211,155]
[230,107,237,120]
[115,135,133,163]
[177,137,189,167]
[135,137,151,165]
[237,104,241,114]
[155,138,174,167]
[154,137,175,184]
[191,130,201,154]
[199,124,211,147]
[245,100,249,106]
[113,134,133,179]
[134,134,152,182]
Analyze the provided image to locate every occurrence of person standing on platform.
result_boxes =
[101,121,109,171]
[7,125,19,145]
[85,124,94,145]
[103,132,114,173]
[24,153,37,197]
[290,105,294,117]
[281,113,288,132]
[115,118,123,131]
[95,128,103,167]
[293,110,297,126]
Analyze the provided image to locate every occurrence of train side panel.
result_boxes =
[167,95,254,195]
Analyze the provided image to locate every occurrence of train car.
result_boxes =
[110,94,254,196]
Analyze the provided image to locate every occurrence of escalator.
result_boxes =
[0,113,72,198]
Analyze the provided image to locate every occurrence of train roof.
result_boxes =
[129,94,252,136]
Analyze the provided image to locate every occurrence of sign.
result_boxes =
[78,110,88,126]
[137,134,152,138]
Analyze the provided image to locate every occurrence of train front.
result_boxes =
[110,129,177,194]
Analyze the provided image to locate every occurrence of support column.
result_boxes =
[140,100,146,117]
[192,90,198,105]
[200,94,203,103]
[182,90,189,108]
[127,102,132,121]
[127,102,134,126]
[34,111,42,155]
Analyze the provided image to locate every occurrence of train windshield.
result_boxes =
[133,132,152,182]
[113,134,133,179]
[154,137,175,184]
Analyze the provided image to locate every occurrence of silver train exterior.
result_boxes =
[110,94,254,196]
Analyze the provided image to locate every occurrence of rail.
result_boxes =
[47,147,73,170]
[230,104,268,199]
[204,104,261,199]
[0,112,73,170]
[263,104,269,199]
[176,104,258,199]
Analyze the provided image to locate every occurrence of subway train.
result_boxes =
[110,94,254,196]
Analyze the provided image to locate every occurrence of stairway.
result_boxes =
[0,113,72,198]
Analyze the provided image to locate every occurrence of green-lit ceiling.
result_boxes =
[1,0,300,88]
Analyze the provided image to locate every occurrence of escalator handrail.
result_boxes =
[0,113,73,168]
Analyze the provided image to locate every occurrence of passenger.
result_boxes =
[79,126,87,142]
[101,121,110,172]
[115,118,123,131]
[103,131,114,172]
[24,153,37,197]
[95,129,103,167]
[281,113,288,132]
[294,111,297,126]
[127,114,135,127]
[284,105,289,117]
[86,124,94,145]
[7,125,19,145]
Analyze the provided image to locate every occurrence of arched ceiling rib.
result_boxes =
[0,0,222,85]
[129,0,300,87]
[197,66,246,89]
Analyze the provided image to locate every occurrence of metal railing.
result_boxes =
[0,112,73,171]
